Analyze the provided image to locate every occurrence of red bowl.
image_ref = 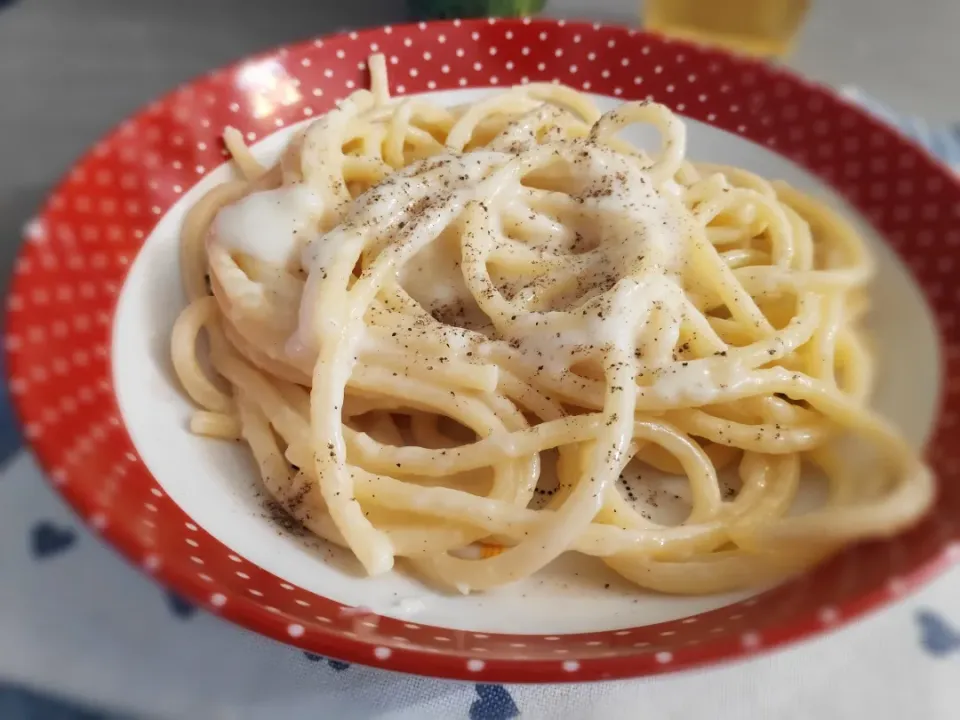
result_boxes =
[6,18,960,682]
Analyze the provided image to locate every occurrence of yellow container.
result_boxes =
[643,0,811,57]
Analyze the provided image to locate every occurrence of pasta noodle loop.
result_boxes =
[169,55,933,595]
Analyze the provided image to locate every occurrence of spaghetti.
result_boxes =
[170,55,933,595]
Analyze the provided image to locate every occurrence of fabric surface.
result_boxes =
[0,104,958,720]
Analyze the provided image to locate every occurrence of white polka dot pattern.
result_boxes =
[6,18,960,685]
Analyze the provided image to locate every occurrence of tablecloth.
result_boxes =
[0,98,958,720]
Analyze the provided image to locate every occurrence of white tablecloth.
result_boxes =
[0,99,958,720]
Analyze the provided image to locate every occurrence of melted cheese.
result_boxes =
[213,184,322,268]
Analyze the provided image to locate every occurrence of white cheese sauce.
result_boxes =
[212,184,323,268]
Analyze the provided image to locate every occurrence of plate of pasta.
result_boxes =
[7,18,960,682]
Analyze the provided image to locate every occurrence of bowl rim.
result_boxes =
[6,17,960,683]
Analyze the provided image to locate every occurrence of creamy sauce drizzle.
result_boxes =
[217,117,736,402]
[212,184,323,268]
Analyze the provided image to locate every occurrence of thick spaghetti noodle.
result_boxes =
[170,55,933,595]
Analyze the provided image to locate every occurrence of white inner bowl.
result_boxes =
[112,90,941,634]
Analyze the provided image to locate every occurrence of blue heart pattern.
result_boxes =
[166,592,198,620]
[303,652,351,671]
[470,684,519,720]
[917,610,960,657]
[301,652,520,718]
[30,521,77,559]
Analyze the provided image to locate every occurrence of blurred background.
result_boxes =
[0,0,957,718]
